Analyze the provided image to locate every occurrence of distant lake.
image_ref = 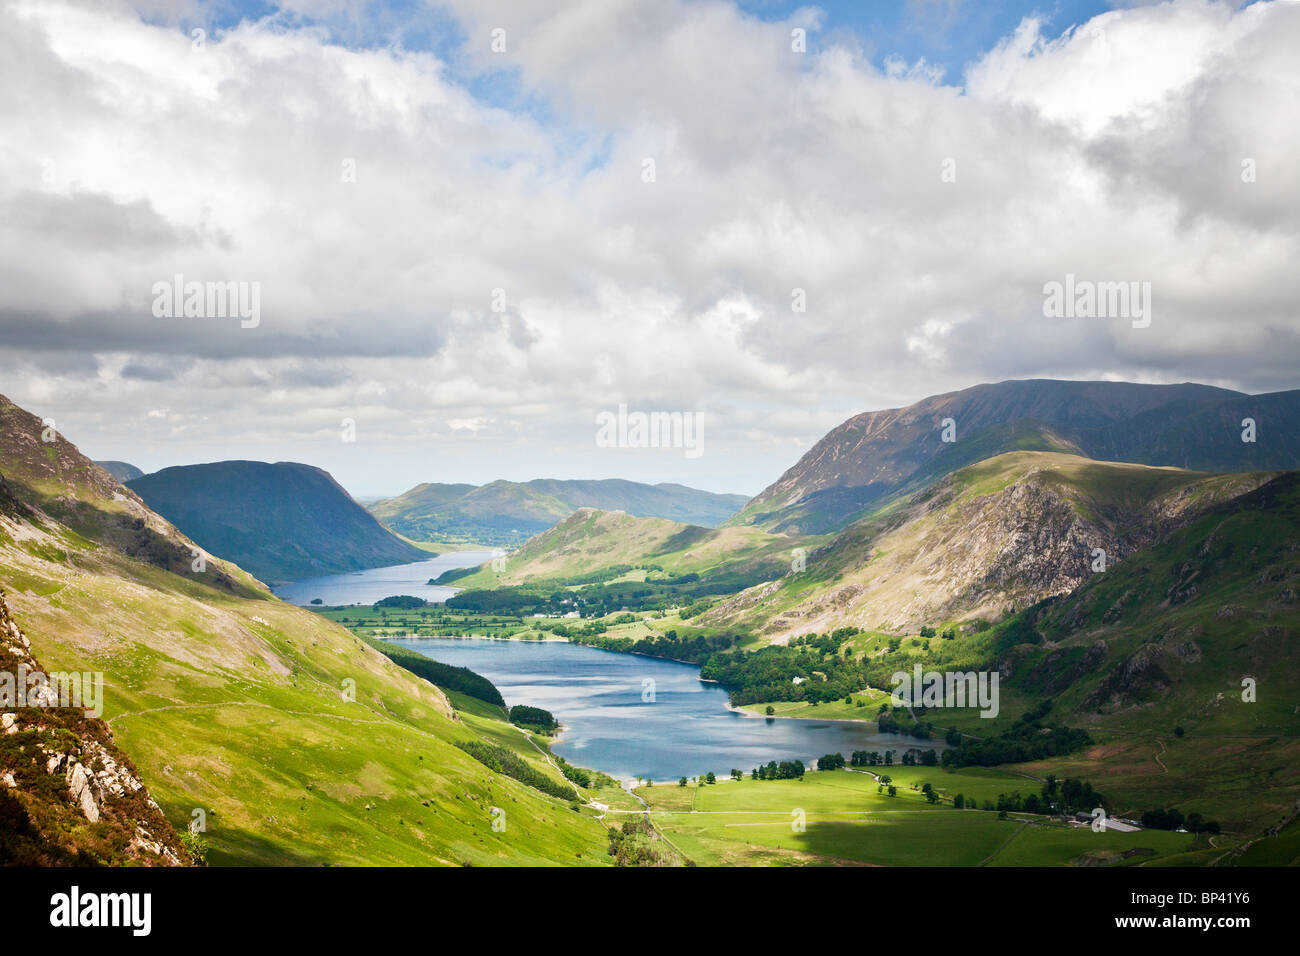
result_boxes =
[388,637,943,782]
[271,551,494,606]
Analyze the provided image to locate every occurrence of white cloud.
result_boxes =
[0,0,1296,495]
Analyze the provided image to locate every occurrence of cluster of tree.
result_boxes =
[752,759,805,780]
[444,588,547,614]
[940,701,1091,767]
[876,709,935,739]
[701,637,864,705]
[373,594,428,609]
[899,748,939,766]
[555,756,613,790]
[578,630,740,664]
[1141,807,1220,833]
[789,627,860,655]
[607,817,665,866]
[454,740,576,801]
[817,752,846,770]
[367,639,505,707]
[508,705,559,734]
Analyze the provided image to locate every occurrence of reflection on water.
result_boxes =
[390,636,943,781]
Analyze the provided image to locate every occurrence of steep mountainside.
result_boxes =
[372,477,748,547]
[733,379,1298,534]
[980,471,1300,831]
[1005,471,1300,735]
[94,461,144,482]
[128,461,426,584]
[0,396,611,865]
[1,587,189,866]
[703,451,1272,640]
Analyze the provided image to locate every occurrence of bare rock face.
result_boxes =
[0,589,190,866]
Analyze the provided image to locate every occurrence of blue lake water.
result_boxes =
[388,636,943,782]
[271,551,495,606]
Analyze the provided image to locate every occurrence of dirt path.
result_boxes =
[977,820,1029,866]
[1153,737,1169,774]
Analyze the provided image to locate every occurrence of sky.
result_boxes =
[0,0,1296,497]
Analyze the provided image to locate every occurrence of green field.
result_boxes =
[637,770,1197,866]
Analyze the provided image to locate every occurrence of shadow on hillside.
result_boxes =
[204,826,336,867]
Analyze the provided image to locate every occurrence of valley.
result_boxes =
[4,378,1299,868]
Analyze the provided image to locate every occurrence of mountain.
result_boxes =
[128,461,426,584]
[372,477,749,547]
[0,394,611,865]
[702,451,1273,639]
[94,460,144,482]
[732,379,1300,535]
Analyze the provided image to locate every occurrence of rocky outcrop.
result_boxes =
[706,450,1272,641]
[0,590,190,866]
[1083,643,1171,709]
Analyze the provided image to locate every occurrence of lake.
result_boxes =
[387,636,943,782]
[271,551,496,606]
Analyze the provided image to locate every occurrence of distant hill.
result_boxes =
[443,507,798,591]
[128,461,426,583]
[732,379,1300,534]
[94,460,144,482]
[372,477,748,547]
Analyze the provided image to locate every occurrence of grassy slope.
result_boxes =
[0,524,611,866]
[446,507,812,590]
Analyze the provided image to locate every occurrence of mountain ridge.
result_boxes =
[732,379,1298,535]
[372,476,749,547]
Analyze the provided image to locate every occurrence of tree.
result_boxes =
[678,776,687,787]
[818,752,845,771]
[705,772,716,785]
[765,705,775,716]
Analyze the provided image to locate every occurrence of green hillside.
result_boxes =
[441,507,809,593]
[0,395,612,866]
